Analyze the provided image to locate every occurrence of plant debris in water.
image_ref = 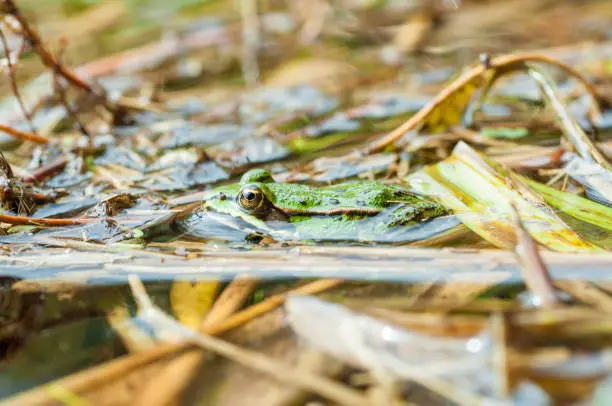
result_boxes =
[2,1,612,405]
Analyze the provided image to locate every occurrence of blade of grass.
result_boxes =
[525,178,612,232]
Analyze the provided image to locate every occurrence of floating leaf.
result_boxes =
[170,280,220,329]
[406,142,610,252]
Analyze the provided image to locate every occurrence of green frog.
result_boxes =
[176,169,460,244]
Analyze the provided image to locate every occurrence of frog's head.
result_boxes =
[183,169,293,241]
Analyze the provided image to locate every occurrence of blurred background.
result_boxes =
[8,0,612,90]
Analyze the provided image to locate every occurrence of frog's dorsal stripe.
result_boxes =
[278,207,381,216]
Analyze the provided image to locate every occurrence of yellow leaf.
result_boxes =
[422,77,485,133]
[170,280,220,329]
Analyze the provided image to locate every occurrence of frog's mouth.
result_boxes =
[173,209,266,241]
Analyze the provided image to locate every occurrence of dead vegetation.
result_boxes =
[1,1,612,405]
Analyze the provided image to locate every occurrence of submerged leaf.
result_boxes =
[285,295,499,402]
[170,280,220,329]
[406,142,610,252]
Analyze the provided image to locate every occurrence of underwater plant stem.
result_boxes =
[509,204,561,308]
[0,278,343,406]
[133,278,260,406]
[127,276,368,406]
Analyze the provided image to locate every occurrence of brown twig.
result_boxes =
[186,332,369,406]
[0,28,35,133]
[75,22,231,78]
[52,39,91,139]
[359,52,603,156]
[0,213,95,226]
[555,280,612,312]
[30,191,55,203]
[203,278,260,330]
[0,123,48,144]
[1,0,116,115]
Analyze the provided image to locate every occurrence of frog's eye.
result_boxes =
[237,185,266,212]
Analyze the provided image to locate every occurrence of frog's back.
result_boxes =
[266,181,435,214]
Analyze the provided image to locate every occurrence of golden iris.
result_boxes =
[237,184,265,211]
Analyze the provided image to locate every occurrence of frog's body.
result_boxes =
[178,169,458,243]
